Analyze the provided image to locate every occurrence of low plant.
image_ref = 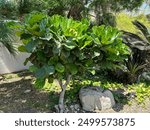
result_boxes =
[119,20,150,84]
[128,83,150,104]
[100,81,150,104]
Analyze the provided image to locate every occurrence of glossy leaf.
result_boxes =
[35,67,46,78]
[44,65,55,75]
[55,63,65,73]
[35,78,46,89]
[25,40,38,53]
[63,41,76,50]
[66,64,78,75]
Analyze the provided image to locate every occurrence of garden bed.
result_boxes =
[0,71,150,113]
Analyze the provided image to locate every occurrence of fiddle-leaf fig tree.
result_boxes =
[10,12,129,112]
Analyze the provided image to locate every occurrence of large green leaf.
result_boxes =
[44,65,55,75]
[63,40,76,50]
[60,50,70,59]
[55,63,65,73]
[25,13,46,26]
[40,33,53,41]
[34,78,46,89]
[52,40,62,54]
[37,51,47,62]
[25,40,38,52]
[48,56,58,65]
[81,38,92,49]
[35,65,55,78]
[78,52,86,60]
[52,45,62,54]
[66,64,78,75]
[85,59,93,67]
[35,67,46,78]
[50,15,61,29]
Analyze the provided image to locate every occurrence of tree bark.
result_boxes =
[67,0,84,20]
[58,75,71,113]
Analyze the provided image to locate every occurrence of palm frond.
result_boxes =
[0,20,17,55]
[122,30,150,50]
[132,20,150,43]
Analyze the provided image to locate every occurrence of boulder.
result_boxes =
[79,86,115,112]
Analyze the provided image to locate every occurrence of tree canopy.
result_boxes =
[0,0,146,24]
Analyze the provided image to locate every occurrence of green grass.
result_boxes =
[116,13,150,34]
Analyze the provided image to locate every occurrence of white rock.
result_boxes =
[6,93,11,97]
[21,99,27,103]
[79,86,115,112]
[24,89,31,94]
[74,104,80,110]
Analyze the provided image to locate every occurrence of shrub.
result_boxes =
[10,12,129,112]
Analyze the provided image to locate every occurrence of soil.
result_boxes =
[0,71,56,113]
[0,71,150,113]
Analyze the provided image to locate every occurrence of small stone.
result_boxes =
[21,100,27,103]
[24,89,31,94]
[64,107,69,113]
[45,104,49,108]
[14,99,20,103]
[74,104,80,110]
[0,87,7,92]
[0,76,3,80]
[6,93,11,97]
[70,105,74,109]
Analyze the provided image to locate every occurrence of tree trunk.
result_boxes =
[67,0,84,20]
[58,75,71,113]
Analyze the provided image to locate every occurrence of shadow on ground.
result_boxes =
[1,72,149,113]
[0,77,58,113]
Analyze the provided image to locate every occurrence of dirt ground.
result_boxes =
[0,72,57,113]
[0,71,150,113]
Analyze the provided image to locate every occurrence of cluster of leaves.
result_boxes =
[91,25,129,70]
[128,83,150,104]
[0,0,18,19]
[10,12,129,89]
[109,18,150,84]
[18,0,49,15]
[100,81,150,104]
